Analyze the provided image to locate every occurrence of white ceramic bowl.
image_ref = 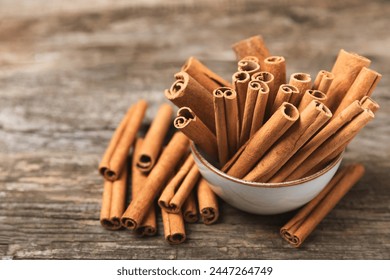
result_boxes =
[191,143,343,215]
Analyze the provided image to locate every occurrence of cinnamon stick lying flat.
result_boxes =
[333,67,382,116]
[197,178,219,225]
[133,139,157,237]
[245,100,332,182]
[297,90,327,111]
[174,107,218,161]
[183,191,198,223]
[165,71,215,133]
[280,164,365,247]
[270,100,363,183]
[288,73,312,106]
[136,103,173,172]
[158,155,200,213]
[312,70,334,94]
[286,109,374,181]
[161,209,186,245]
[182,56,231,93]
[100,164,128,230]
[121,132,189,230]
[226,102,299,179]
[326,49,371,112]
[232,35,271,68]
[99,100,147,181]
[271,84,299,114]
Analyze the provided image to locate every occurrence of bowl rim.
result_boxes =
[191,142,343,189]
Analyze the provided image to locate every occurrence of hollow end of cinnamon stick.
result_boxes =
[201,208,219,225]
[252,71,274,83]
[238,59,260,73]
[135,226,157,237]
[360,96,380,113]
[104,169,118,181]
[100,217,122,230]
[232,71,250,83]
[281,102,300,121]
[168,233,186,245]
[121,217,137,230]
[265,55,285,64]
[291,73,311,83]
[136,155,153,172]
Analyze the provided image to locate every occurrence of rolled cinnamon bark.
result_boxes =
[100,164,128,230]
[263,56,286,104]
[252,71,275,119]
[232,35,271,68]
[280,164,365,248]
[182,191,198,223]
[165,71,215,133]
[121,132,189,230]
[224,88,240,156]
[158,156,200,213]
[333,67,382,116]
[136,104,173,172]
[213,88,229,165]
[161,209,186,245]
[286,109,374,181]
[326,49,371,112]
[360,96,380,113]
[133,139,157,237]
[99,100,147,181]
[245,100,332,182]
[182,56,231,93]
[270,100,363,183]
[271,84,299,114]
[240,80,269,143]
[232,71,250,123]
[227,102,299,179]
[237,58,261,76]
[297,89,327,111]
[174,107,218,161]
[197,178,219,225]
[312,70,334,94]
[288,73,312,106]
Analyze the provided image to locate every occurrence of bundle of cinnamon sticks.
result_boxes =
[98,34,381,248]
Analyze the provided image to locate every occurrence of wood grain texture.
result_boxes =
[0,0,389,259]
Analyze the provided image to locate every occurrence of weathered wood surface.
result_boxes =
[0,0,389,259]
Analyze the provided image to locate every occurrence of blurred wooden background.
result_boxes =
[0,0,389,259]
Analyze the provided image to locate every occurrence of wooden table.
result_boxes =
[1,0,389,259]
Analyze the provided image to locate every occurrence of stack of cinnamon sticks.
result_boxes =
[99,102,219,245]
[98,34,381,248]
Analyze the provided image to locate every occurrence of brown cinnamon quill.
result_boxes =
[237,58,261,76]
[136,104,173,172]
[162,209,186,245]
[165,71,215,133]
[182,191,198,223]
[312,70,334,94]
[251,71,275,119]
[281,164,365,247]
[213,88,229,165]
[232,71,250,123]
[174,107,218,160]
[99,100,147,181]
[271,84,299,114]
[360,96,380,113]
[121,132,189,230]
[100,164,128,230]
[232,35,271,68]
[288,73,312,106]
[297,90,327,111]
[197,178,219,225]
[133,139,157,236]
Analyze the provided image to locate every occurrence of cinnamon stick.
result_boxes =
[213,88,229,165]
[286,109,374,181]
[263,56,286,112]
[197,178,219,225]
[270,84,299,114]
[132,139,157,237]
[288,73,312,106]
[333,67,382,116]
[244,100,332,182]
[224,88,240,156]
[165,71,215,133]
[312,70,334,94]
[240,80,269,143]
[182,56,231,93]
[183,191,198,223]
[237,58,261,77]
[226,102,299,179]
[161,209,186,245]
[174,107,218,160]
[121,132,189,230]
[232,71,250,123]
[99,100,147,181]
[232,35,271,68]
[251,71,275,119]
[280,164,365,247]
[158,155,200,213]
[297,89,327,111]
[360,96,380,113]
[136,104,173,172]
[100,164,128,230]
[270,100,363,183]
[326,49,371,112]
